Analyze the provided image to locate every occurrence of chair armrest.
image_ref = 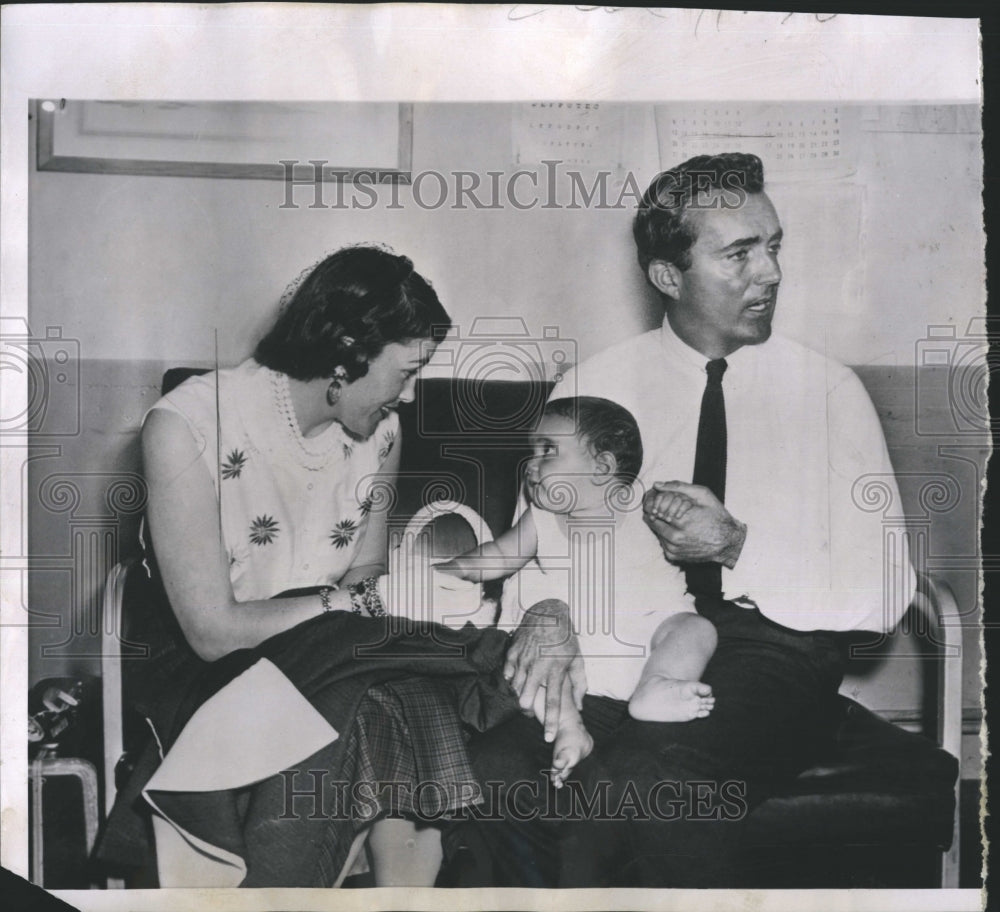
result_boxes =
[908,572,963,763]
[100,557,139,818]
[909,572,964,888]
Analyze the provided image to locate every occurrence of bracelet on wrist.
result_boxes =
[347,582,366,615]
[364,576,386,617]
[319,586,335,613]
[347,576,386,617]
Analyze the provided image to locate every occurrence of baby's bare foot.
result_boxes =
[633,679,715,722]
[550,721,594,789]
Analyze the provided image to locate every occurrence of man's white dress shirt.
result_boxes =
[557,322,915,633]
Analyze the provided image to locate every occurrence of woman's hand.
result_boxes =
[504,599,587,743]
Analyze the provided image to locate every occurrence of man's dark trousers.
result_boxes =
[443,597,846,887]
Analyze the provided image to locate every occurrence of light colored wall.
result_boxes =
[29,103,983,369]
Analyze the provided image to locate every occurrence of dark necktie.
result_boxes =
[684,358,727,597]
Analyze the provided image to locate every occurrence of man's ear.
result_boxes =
[593,451,618,483]
[647,259,683,299]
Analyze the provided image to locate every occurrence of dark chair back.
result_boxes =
[162,367,210,395]
[392,377,554,541]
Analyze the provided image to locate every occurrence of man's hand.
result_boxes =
[643,481,747,568]
[503,598,587,743]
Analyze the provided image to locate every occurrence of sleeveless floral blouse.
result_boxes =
[150,359,398,601]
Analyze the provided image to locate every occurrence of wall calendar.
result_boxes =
[655,103,858,179]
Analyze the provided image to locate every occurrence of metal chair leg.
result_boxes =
[28,756,101,888]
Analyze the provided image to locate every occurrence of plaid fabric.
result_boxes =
[355,679,482,818]
[279,679,483,887]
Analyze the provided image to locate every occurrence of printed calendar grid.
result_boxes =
[512,101,625,168]
[656,104,858,178]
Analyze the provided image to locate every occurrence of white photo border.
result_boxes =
[0,5,984,911]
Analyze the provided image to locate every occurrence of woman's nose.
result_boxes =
[398,374,418,404]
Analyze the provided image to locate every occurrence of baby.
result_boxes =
[435,396,718,787]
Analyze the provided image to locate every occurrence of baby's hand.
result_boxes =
[643,488,695,525]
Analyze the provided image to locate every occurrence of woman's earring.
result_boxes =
[327,366,349,406]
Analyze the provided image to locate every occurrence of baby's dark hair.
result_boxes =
[543,396,643,485]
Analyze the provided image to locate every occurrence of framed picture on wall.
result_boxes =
[34,99,413,182]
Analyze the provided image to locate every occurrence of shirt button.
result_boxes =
[307,483,314,490]
[303,563,310,570]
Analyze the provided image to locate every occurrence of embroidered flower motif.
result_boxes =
[221,448,248,480]
[342,442,354,460]
[378,429,396,463]
[250,515,280,546]
[329,518,359,549]
[358,495,374,516]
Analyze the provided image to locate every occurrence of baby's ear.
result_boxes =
[593,451,618,482]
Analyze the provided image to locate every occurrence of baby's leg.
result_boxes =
[368,816,443,886]
[628,613,718,722]
[548,676,594,789]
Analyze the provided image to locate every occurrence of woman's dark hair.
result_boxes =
[633,152,766,277]
[254,245,451,381]
[543,396,643,485]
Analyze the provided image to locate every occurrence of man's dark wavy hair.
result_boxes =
[633,152,766,277]
[255,245,451,382]
[544,396,643,485]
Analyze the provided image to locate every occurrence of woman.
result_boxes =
[138,245,490,887]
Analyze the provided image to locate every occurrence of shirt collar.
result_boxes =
[657,318,760,375]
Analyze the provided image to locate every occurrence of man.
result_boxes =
[445,152,914,887]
